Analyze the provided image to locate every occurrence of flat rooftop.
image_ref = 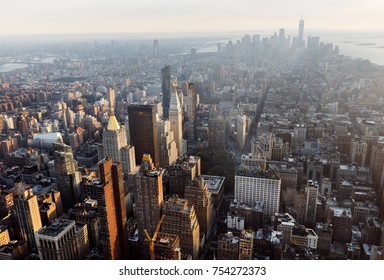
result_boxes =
[235,170,280,180]
[200,175,225,193]
[37,218,75,238]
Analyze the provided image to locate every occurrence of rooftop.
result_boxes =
[199,175,225,192]
[37,218,75,238]
[236,170,280,180]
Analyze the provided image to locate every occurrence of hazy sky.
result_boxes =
[1,0,383,36]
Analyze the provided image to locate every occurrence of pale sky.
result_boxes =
[1,0,383,35]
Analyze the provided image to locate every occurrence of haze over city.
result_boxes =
[1,0,384,36]
[1,0,384,265]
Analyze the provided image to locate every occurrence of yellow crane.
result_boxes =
[144,214,166,260]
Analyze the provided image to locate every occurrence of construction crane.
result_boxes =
[144,214,166,260]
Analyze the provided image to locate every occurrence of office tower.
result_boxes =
[327,206,352,243]
[269,164,298,204]
[128,104,159,167]
[350,138,367,166]
[102,110,127,163]
[306,162,323,183]
[161,65,171,119]
[153,232,181,260]
[53,142,81,211]
[278,28,286,49]
[13,187,42,251]
[157,119,178,168]
[208,107,226,149]
[162,196,200,260]
[153,39,159,56]
[184,178,214,238]
[298,18,305,46]
[254,132,276,159]
[96,158,127,260]
[35,218,89,260]
[370,144,384,192]
[107,88,116,109]
[134,154,164,255]
[305,180,318,226]
[293,189,307,224]
[69,128,85,150]
[236,115,247,150]
[169,87,185,157]
[66,199,100,250]
[363,217,382,246]
[187,83,197,142]
[294,124,306,145]
[168,156,201,197]
[121,145,136,175]
[234,169,281,219]
[315,223,333,257]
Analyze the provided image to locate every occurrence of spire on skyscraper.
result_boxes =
[107,109,121,131]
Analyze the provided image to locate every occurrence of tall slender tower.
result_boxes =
[102,110,127,163]
[134,154,164,255]
[169,87,184,157]
[161,65,171,119]
[188,83,197,142]
[305,180,318,226]
[96,158,127,260]
[128,104,159,167]
[107,88,116,109]
[157,119,178,167]
[53,141,81,212]
[13,187,42,252]
[298,18,305,46]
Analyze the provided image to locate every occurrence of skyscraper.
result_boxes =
[96,158,127,260]
[153,39,159,56]
[208,107,226,149]
[169,87,184,157]
[53,141,81,211]
[102,110,127,163]
[298,18,305,46]
[187,83,197,142]
[161,65,171,119]
[134,154,164,256]
[107,88,116,109]
[121,145,136,175]
[234,169,281,219]
[162,196,200,260]
[157,119,178,168]
[305,180,318,226]
[128,104,159,167]
[35,218,90,260]
[168,156,201,197]
[13,187,42,252]
[184,178,214,238]
[236,115,247,150]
